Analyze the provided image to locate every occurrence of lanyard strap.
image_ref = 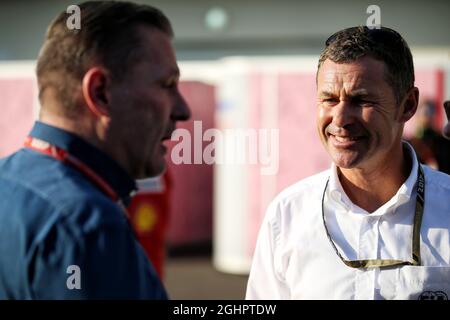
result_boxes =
[24,136,119,202]
[322,164,425,268]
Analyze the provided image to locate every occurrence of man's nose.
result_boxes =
[172,91,191,121]
[332,100,354,128]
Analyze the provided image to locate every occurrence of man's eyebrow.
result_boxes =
[160,68,180,82]
[347,89,369,98]
[319,89,372,98]
[318,91,337,98]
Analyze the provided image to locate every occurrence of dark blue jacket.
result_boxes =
[0,121,168,299]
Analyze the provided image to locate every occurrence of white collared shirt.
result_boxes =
[246,143,450,299]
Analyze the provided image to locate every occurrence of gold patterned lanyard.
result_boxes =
[322,165,425,268]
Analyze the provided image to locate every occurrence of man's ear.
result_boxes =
[82,67,111,118]
[398,87,419,123]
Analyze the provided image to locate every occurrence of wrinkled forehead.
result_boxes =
[317,57,388,93]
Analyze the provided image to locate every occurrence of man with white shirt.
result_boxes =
[246,26,450,300]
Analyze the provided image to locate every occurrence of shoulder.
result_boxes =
[423,165,450,194]
[0,148,125,227]
[275,170,330,202]
[263,169,329,226]
[269,170,329,211]
[0,151,165,299]
[421,165,450,224]
[0,149,128,254]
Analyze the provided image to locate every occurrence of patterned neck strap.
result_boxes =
[322,164,425,268]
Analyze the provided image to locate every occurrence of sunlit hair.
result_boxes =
[36,1,173,115]
[318,26,414,104]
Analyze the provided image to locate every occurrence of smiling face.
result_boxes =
[107,26,190,178]
[316,56,408,170]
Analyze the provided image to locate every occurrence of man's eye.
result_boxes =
[162,79,177,88]
[323,98,338,104]
[353,99,374,107]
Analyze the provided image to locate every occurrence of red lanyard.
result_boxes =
[24,136,119,202]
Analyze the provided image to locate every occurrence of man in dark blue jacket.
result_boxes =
[0,1,190,299]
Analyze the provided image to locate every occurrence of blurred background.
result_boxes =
[0,0,449,299]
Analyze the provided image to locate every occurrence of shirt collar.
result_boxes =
[29,121,137,204]
[328,141,419,214]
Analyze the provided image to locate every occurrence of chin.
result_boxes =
[147,161,166,178]
[334,162,357,169]
[331,153,362,169]
[132,161,166,179]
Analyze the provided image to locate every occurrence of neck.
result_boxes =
[39,112,135,177]
[39,111,106,154]
[338,144,411,213]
